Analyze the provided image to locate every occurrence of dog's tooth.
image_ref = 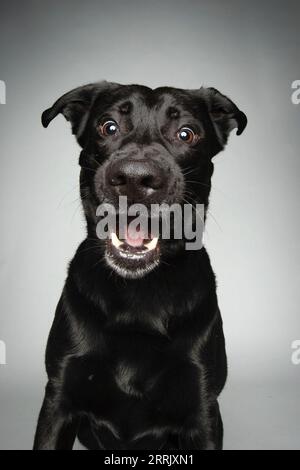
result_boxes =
[111,232,123,248]
[144,237,159,251]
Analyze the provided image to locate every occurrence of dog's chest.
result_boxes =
[65,330,172,403]
[63,327,202,445]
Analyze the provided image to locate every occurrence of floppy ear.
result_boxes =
[41,81,111,146]
[201,87,247,145]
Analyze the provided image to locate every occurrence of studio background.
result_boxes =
[0,0,299,450]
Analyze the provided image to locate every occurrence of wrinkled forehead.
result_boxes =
[92,86,203,123]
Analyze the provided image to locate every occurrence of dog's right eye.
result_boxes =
[98,120,120,137]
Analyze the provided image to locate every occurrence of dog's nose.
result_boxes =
[106,159,166,200]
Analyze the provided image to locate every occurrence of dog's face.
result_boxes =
[43,82,247,278]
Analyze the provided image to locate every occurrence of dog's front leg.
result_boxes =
[178,401,223,450]
[33,381,78,450]
[148,359,221,450]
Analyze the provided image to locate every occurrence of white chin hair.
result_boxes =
[105,253,159,279]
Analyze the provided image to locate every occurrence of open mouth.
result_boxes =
[105,217,160,278]
[110,232,159,256]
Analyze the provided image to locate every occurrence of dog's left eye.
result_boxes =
[99,120,120,137]
[176,127,197,144]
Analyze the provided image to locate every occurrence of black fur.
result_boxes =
[33,81,247,450]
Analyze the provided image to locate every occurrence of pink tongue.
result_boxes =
[125,225,145,247]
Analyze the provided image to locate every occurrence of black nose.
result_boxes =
[106,159,166,200]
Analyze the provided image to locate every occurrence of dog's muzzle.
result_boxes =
[94,147,184,279]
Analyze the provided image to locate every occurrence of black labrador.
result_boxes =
[33,82,247,450]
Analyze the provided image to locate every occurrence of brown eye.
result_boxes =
[177,127,196,144]
[99,120,119,137]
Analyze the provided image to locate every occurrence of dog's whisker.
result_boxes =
[183,191,223,232]
[206,209,223,232]
[79,245,103,255]
[183,192,201,205]
[81,166,97,173]
[184,180,228,198]
[182,197,206,227]
[183,195,221,235]
[184,180,210,188]
[70,200,85,222]
[56,182,85,210]
[182,168,199,177]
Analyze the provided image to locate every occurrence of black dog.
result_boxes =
[33,82,247,450]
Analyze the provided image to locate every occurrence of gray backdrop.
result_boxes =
[0,0,299,450]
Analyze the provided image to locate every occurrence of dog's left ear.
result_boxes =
[200,87,247,145]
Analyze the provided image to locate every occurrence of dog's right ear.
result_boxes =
[41,81,112,145]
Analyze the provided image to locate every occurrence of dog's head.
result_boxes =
[42,81,247,279]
